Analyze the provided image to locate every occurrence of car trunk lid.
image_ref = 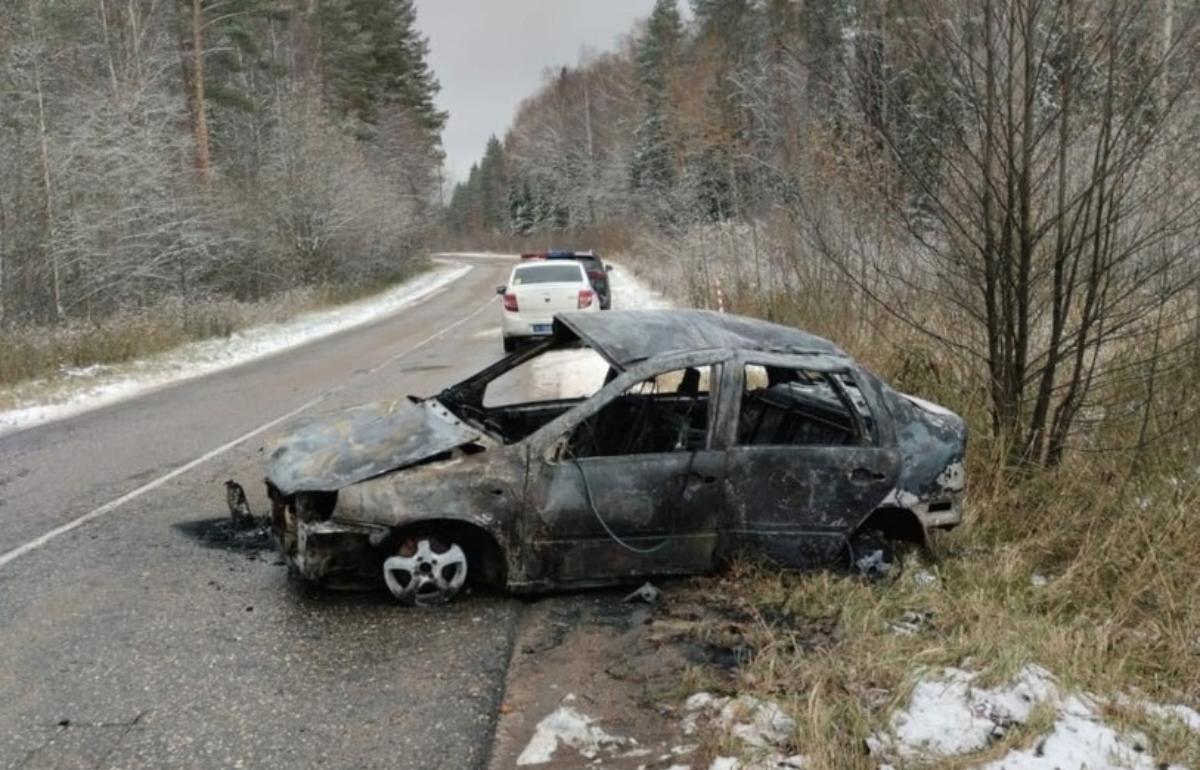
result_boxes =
[514,282,584,315]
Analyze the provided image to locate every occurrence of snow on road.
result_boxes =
[0,262,474,437]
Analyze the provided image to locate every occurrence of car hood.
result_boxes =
[264,398,481,495]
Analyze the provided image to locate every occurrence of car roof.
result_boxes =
[554,309,848,368]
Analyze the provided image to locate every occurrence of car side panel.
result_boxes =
[721,445,900,567]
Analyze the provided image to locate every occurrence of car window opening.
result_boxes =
[565,366,712,459]
[737,364,873,446]
[510,264,586,285]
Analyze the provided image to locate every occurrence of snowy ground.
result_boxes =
[0,262,474,437]
[513,669,1200,770]
[866,665,1200,770]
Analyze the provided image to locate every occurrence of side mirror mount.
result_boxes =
[496,285,507,295]
[543,435,570,464]
[605,265,613,273]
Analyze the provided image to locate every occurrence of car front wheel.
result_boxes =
[383,534,468,606]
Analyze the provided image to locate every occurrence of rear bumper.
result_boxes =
[501,314,555,339]
[502,305,597,338]
[913,496,964,531]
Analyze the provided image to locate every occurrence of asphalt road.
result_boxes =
[0,255,526,770]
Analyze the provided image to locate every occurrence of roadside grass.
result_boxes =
[0,264,430,405]
[617,258,1200,768]
[672,434,1200,769]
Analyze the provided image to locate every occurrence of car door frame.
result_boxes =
[716,350,901,568]
[517,348,736,588]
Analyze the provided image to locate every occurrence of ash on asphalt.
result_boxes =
[174,517,277,558]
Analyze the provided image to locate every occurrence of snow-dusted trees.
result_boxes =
[631,0,684,226]
[448,0,1200,466]
[0,0,445,326]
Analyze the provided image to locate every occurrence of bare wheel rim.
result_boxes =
[383,537,468,606]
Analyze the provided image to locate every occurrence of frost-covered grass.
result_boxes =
[611,248,1200,770]
[0,261,470,434]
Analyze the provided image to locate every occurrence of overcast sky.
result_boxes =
[414,0,677,186]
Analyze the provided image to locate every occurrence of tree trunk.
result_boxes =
[30,0,64,322]
[0,188,6,324]
[97,0,119,94]
[182,0,212,186]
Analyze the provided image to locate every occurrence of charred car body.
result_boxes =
[263,310,966,605]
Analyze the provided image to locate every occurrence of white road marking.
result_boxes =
[0,291,500,570]
[0,396,324,570]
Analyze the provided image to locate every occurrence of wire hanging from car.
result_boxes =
[572,448,696,555]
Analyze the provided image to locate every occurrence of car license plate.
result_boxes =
[532,324,552,335]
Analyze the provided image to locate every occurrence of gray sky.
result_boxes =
[414,0,670,185]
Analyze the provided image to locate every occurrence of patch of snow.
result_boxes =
[870,665,1197,770]
[516,700,628,765]
[608,262,674,311]
[718,696,797,748]
[62,363,110,379]
[1146,702,1200,732]
[1031,574,1049,588]
[686,693,723,711]
[1115,694,1200,733]
[912,570,938,587]
[976,695,1176,770]
[867,665,1059,759]
[709,759,740,770]
[0,263,472,437]
[684,692,797,752]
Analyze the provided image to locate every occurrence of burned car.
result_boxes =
[262,310,966,605]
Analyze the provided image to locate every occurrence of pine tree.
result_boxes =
[477,136,509,233]
[316,0,447,145]
[631,0,683,225]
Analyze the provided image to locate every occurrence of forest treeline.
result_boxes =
[0,0,444,327]
[449,0,1200,467]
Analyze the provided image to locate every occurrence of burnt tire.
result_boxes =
[847,529,905,580]
[383,534,468,606]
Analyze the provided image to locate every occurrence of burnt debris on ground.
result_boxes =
[173,517,275,558]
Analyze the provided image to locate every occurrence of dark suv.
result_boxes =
[522,250,612,309]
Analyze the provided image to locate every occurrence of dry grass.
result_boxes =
[615,252,1200,769]
[0,267,429,393]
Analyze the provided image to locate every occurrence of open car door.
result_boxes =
[521,352,731,586]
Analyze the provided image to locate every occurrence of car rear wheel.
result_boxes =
[847,529,903,580]
[502,336,517,353]
[383,534,468,606]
